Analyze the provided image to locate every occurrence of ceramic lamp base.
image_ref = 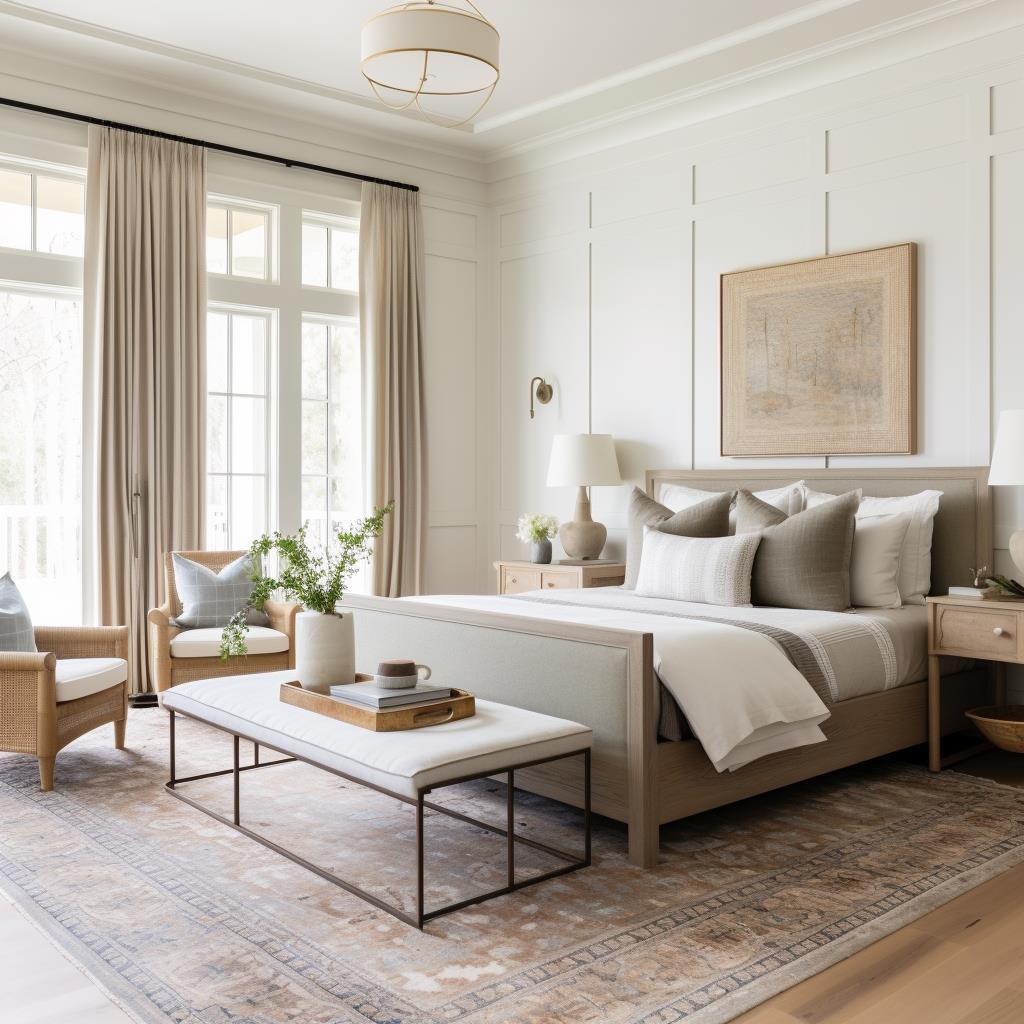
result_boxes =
[1010,530,1024,579]
[559,485,607,560]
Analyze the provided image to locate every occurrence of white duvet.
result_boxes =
[405,594,830,772]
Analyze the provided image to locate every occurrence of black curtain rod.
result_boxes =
[0,96,419,192]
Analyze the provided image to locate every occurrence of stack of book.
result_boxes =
[329,679,453,710]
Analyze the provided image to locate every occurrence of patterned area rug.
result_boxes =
[2,710,1024,1024]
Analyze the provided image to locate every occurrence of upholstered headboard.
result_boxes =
[644,468,991,597]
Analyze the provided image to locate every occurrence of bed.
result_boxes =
[344,468,993,868]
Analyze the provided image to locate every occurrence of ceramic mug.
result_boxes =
[375,659,432,690]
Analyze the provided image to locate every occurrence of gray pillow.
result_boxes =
[734,489,859,612]
[0,573,36,652]
[171,553,269,628]
[625,487,732,589]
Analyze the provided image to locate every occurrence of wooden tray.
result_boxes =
[280,677,475,732]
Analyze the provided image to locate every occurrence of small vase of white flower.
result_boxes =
[516,512,559,564]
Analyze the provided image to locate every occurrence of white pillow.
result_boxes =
[658,481,803,533]
[803,485,943,604]
[855,491,942,605]
[850,514,911,608]
[634,527,761,606]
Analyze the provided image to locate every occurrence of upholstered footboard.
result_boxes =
[345,595,659,867]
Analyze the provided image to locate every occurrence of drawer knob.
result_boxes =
[547,581,555,587]
[509,576,517,584]
[994,626,1009,637]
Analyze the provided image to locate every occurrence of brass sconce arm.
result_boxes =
[530,376,553,419]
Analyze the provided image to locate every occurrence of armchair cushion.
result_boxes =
[55,658,128,701]
[0,573,36,652]
[170,626,288,659]
[170,553,269,628]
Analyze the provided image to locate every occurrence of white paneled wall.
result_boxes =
[487,24,1024,628]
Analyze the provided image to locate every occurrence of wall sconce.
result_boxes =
[530,376,553,419]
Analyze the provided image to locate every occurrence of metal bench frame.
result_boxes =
[164,708,592,929]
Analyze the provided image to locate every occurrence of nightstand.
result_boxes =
[927,595,1014,771]
[493,560,626,595]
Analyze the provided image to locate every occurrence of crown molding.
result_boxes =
[472,0,868,134]
[484,0,1020,176]
[0,47,490,201]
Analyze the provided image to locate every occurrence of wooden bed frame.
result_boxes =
[345,468,992,869]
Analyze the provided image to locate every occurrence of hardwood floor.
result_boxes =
[3,748,1022,1024]
[737,748,1024,1024]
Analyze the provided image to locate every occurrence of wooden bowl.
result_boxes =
[965,706,1024,753]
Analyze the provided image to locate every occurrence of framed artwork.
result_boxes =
[720,243,916,457]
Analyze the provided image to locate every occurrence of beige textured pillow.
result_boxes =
[850,513,911,608]
[634,528,761,606]
[624,487,732,589]
[734,489,859,611]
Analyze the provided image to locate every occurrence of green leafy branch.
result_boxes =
[219,501,394,661]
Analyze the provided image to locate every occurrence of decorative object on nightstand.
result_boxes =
[927,594,1015,771]
[494,559,625,595]
[988,409,1024,576]
[516,512,559,563]
[546,433,622,560]
[949,565,998,599]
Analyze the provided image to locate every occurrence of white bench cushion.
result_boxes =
[162,671,592,799]
[56,658,127,702]
[171,626,288,659]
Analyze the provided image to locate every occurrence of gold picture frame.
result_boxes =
[720,243,916,457]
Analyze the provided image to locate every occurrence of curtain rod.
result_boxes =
[0,96,420,192]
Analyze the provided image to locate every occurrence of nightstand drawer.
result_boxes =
[541,571,577,590]
[502,567,542,594]
[933,604,1022,659]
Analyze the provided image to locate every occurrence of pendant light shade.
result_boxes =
[361,1,500,126]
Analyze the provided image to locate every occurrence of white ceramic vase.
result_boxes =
[294,610,355,694]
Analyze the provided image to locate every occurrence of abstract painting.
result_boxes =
[720,243,916,456]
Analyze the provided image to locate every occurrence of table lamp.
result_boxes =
[989,409,1024,576]
[546,433,621,560]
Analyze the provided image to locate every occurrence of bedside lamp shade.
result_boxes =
[546,433,621,487]
[989,410,1024,485]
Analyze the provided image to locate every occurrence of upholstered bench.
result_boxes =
[162,670,592,928]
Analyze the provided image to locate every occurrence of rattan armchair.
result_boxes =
[0,625,129,790]
[148,550,300,694]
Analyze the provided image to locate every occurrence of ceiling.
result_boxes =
[0,0,1002,156]
[0,0,839,122]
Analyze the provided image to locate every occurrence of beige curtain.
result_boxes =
[83,126,206,694]
[359,182,427,597]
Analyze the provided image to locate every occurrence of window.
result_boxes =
[206,197,274,280]
[0,159,85,257]
[204,180,361,563]
[0,147,85,623]
[0,288,83,622]
[301,213,358,291]
[300,317,362,549]
[205,308,272,549]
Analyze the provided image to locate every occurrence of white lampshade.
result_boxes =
[361,3,499,97]
[546,434,622,487]
[989,410,1024,485]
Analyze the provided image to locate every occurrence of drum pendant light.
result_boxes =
[361,1,500,127]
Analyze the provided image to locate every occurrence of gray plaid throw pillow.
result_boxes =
[0,573,36,652]
[171,554,270,628]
